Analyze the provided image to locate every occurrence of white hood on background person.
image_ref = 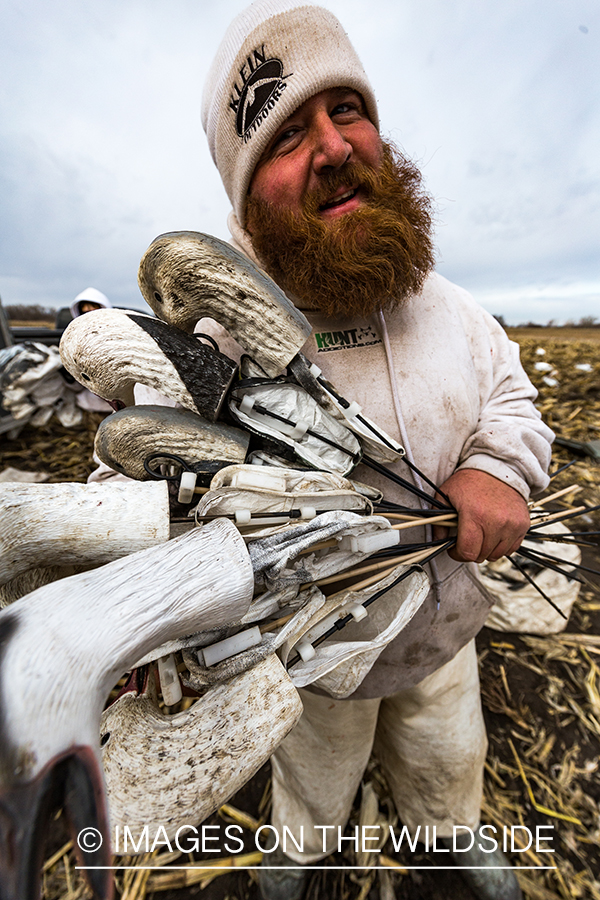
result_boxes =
[70,287,112,318]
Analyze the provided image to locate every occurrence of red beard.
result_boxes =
[245,142,436,318]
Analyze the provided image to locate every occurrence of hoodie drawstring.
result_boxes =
[376,309,443,601]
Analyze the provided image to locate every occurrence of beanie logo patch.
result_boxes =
[228,46,292,141]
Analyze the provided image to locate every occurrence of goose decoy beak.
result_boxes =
[94,405,250,481]
[0,737,112,900]
[137,231,311,377]
[60,308,237,422]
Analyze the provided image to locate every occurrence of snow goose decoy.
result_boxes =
[0,480,169,590]
[0,518,255,900]
[137,231,311,377]
[59,308,237,421]
[100,652,302,847]
[93,405,250,482]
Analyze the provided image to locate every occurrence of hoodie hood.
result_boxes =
[70,288,112,318]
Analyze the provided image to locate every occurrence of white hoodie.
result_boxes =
[214,219,554,696]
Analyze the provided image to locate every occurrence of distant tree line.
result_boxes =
[4,304,55,321]
[493,314,599,329]
[563,316,599,328]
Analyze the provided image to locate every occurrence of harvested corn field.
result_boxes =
[0,411,107,483]
[1,328,599,900]
[511,332,600,529]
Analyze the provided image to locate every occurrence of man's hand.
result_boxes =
[433,469,531,564]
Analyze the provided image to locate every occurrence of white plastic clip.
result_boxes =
[157,653,182,707]
[300,506,317,520]
[346,603,368,622]
[178,470,197,504]
[296,639,316,662]
[240,394,256,414]
[234,509,252,525]
[339,530,400,554]
[289,419,309,441]
[344,401,362,420]
[309,363,322,378]
[201,626,262,667]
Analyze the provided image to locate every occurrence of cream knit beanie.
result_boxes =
[202,0,379,226]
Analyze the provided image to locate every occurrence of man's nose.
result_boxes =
[311,118,352,174]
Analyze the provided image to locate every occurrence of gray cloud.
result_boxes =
[0,0,598,323]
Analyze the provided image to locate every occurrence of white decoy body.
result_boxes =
[0,481,169,589]
[0,519,255,900]
[100,653,302,844]
[59,308,237,421]
[137,231,311,377]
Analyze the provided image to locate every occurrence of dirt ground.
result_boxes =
[1,327,599,900]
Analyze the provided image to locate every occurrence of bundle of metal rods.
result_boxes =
[260,456,599,667]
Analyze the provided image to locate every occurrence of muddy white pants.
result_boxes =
[271,639,486,863]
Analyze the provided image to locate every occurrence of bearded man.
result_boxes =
[204,3,553,899]
[199,2,552,898]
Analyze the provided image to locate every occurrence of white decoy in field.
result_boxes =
[59,308,237,421]
[0,519,255,900]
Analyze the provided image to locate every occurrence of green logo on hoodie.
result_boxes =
[314,326,381,352]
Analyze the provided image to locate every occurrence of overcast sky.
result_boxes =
[1,0,598,324]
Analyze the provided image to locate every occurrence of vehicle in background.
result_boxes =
[0,299,72,349]
[0,299,145,348]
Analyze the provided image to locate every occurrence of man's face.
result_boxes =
[244,88,435,318]
[249,88,383,221]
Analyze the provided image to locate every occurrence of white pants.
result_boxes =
[271,639,487,862]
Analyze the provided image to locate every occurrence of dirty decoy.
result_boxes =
[59,308,237,421]
[0,480,169,588]
[0,519,254,900]
[94,405,250,481]
[137,231,311,377]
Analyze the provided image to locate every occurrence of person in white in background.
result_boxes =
[70,286,112,319]
[68,288,114,413]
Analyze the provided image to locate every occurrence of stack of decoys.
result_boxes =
[0,231,597,900]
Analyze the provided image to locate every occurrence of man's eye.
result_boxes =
[271,128,301,152]
[332,102,360,118]
[279,128,298,142]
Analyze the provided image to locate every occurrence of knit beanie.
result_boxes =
[202,0,379,226]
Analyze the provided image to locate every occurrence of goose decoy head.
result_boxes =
[60,308,237,421]
[0,676,112,900]
[94,405,250,481]
[137,231,311,377]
